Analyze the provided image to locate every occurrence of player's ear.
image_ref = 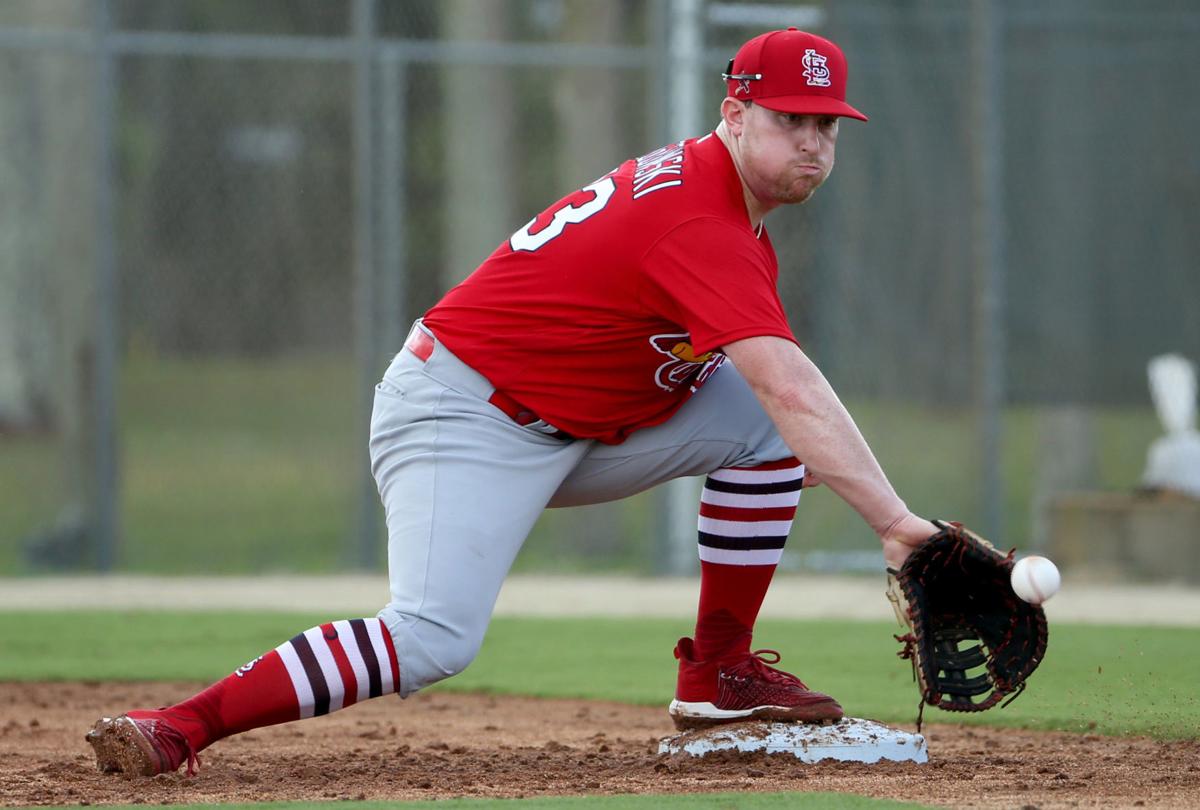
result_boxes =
[720,97,749,136]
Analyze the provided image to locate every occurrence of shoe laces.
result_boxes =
[725,649,809,689]
[150,718,202,776]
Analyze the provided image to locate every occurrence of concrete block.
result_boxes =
[1046,491,1200,583]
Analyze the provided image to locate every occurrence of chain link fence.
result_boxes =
[1,0,1197,576]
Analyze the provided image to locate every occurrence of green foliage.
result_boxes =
[2,612,1196,740]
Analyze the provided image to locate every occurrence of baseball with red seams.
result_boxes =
[1010,555,1061,605]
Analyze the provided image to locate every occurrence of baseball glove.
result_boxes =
[886,520,1048,726]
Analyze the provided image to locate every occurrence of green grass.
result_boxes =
[0,354,1162,575]
[0,434,60,572]
[119,353,361,573]
[0,354,362,575]
[2,612,1196,740]
[9,794,928,810]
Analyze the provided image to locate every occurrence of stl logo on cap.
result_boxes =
[802,48,831,87]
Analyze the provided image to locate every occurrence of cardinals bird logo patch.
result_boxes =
[649,334,725,393]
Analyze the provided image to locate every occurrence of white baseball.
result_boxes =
[1010,555,1061,605]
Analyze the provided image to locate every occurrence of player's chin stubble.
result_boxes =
[774,173,825,205]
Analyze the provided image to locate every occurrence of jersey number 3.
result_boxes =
[509,176,616,253]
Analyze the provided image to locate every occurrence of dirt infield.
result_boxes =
[3,682,1198,809]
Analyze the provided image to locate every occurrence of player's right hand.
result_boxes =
[880,514,940,570]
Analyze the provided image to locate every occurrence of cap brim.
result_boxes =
[754,95,868,122]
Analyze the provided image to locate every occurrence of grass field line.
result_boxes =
[2,573,1199,625]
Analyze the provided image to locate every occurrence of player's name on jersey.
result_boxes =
[633,140,686,199]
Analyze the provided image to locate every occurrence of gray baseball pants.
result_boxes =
[370,322,793,696]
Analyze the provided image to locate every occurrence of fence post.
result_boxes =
[970,0,1008,542]
[91,0,120,572]
[352,0,381,570]
[655,0,706,576]
[379,53,408,352]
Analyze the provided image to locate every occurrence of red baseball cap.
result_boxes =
[724,28,868,121]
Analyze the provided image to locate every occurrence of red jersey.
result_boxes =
[422,132,796,444]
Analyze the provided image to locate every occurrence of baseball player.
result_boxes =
[87,29,939,776]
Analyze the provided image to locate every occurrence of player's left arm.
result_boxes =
[722,335,936,568]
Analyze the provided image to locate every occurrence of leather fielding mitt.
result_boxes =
[886,521,1049,723]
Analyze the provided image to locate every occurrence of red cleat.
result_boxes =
[85,710,200,776]
[668,636,844,730]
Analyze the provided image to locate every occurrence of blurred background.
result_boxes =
[1,0,1197,580]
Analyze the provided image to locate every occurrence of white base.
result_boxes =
[658,717,928,764]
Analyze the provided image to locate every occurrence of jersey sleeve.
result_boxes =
[639,217,797,354]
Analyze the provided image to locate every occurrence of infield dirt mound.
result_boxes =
[2,681,1197,809]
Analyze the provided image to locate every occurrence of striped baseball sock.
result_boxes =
[161,618,399,752]
[693,458,804,660]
